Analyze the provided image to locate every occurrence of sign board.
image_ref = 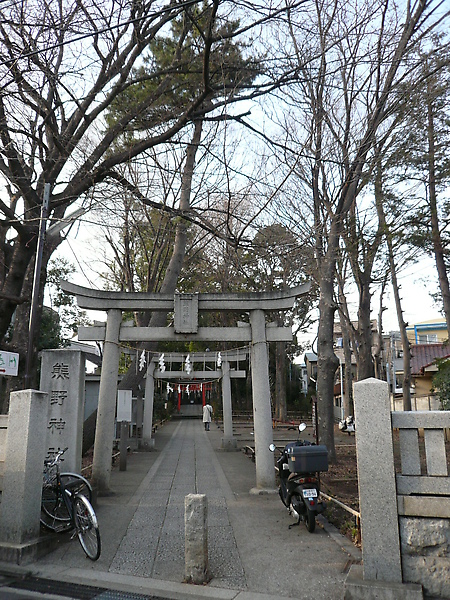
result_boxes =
[117,390,132,422]
[0,350,19,376]
[174,293,199,334]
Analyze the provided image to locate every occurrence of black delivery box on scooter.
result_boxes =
[286,445,328,473]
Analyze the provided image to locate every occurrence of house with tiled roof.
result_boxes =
[384,319,449,410]
[410,343,450,404]
[407,318,449,345]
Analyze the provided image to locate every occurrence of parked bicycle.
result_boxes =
[41,447,101,561]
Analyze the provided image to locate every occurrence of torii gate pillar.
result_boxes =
[143,362,156,449]
[221,361,236,450]
[249,310,276,491]
[92,309,122,493]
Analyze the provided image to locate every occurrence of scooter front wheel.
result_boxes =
[305,509,316,533]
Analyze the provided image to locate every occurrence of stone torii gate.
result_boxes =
[143,349,249,450]
[60,280,310,494]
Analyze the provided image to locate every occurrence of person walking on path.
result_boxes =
[203,402,213,430]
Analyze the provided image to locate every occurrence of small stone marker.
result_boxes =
[185,493,209,584]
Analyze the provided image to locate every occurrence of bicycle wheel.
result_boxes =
[73,495,101,561]
[60,473,92,502]
[41,485,71,531]
[41,473,92,529]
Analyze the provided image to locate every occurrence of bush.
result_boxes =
[432,358,450,410]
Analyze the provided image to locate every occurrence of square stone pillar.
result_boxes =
[353,378,402,583]
[40,349,85,472]
[185,494,209,584]
[0,390,48,562]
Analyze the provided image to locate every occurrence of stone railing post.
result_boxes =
[92,308,122,494]
[0,390,48,562]
[353,378,402,582]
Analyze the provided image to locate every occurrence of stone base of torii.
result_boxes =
[60,281,310,495]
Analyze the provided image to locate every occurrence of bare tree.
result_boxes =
[393,40,450,335]
[264,0,447,459]
[0,0,285,385]
[374,152,413,410]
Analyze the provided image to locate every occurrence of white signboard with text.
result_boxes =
[117,390,132,422]
[0,350,19,376]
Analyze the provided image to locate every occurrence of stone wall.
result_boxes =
[400,517,450,599]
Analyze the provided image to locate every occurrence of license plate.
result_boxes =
[303,488,317,498]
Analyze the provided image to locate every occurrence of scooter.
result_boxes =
[269,423,328,533]
[339,415,355,435]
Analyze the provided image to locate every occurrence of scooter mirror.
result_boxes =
[298,422,307,433]
[269,444,276,452]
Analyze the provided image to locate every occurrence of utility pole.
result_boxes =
[24,183,51,388]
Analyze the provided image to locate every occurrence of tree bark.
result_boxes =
[117,119,204,393]
[275,341,287,422]
[357,275,375,380]
[317,251,339,462]
[337,284,354,418]
[374,154,412,410]
[0,232,36,344]
[426,75,450,335]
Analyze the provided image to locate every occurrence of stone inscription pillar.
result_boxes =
[221,361,236,450]
[249,309,275,491]
[40,349,85,473]
[353,378,402,582]
[92,308,122,493]
[142,361,156,449]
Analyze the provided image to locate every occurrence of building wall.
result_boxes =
[406,319,449,344]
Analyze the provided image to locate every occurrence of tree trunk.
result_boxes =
[357,277,375,380]
[390,248,412,411]
[426,78,450,335]
[374,275,389,380]
[317,255,338,462]
[275,341,287,422]
[118,119,204,393]
[374,155,411,410]
[337,283,353,418]
[0,233,36,344]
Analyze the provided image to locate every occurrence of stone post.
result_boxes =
[119,421,128,471]
[142,361,156,449]
[249,309,275,491]
[92,308,122,494]
[353,378,402,582]
[40,349,85,473]
[221,361,236,450]
[0,390,48,562]
[185,494,209,584]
